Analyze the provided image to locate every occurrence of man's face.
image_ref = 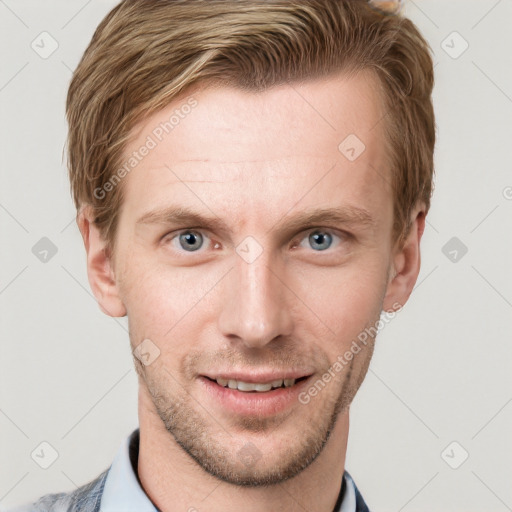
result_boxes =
[110,71,397,485]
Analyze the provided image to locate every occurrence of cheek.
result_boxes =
[119,258,222,347]
[290,257,388,347]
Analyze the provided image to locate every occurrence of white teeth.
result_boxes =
[214,377,296,391]
[254,382,273,392]
[237,381,274,392]
[236,381,257,391]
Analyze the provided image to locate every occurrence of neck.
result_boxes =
[137,385,349,512]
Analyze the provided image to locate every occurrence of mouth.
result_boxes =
[203,375,310,393]
[199,372,314,417]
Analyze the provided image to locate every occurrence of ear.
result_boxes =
[77,206,126,317]
[383,203,426,312]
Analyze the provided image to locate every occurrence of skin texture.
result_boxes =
[78,70,425,512]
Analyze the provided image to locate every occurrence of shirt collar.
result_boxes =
[100,429,157,512]
[340,472,357,512]
[101,428,356,512]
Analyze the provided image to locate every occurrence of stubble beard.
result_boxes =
[135,348,373,487]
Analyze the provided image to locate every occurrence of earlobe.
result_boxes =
[383,204,426,312]
[77,206,127,318]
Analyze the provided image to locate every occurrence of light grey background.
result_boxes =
[1,1,511,510]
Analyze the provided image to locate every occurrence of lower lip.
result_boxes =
[198,376,312,417]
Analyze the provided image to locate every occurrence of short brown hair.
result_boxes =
[66,0,435,253]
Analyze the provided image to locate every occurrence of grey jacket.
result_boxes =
[10,469,109,512]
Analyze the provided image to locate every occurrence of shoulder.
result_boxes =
[7,468,110,512]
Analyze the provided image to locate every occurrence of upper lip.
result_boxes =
[201,370,314,383]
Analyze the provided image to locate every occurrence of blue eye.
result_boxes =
[177,230,204,251]
[295,229,342,252]
[308,230,333,251]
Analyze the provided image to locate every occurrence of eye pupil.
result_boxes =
[309,231,332,251]
[179,231,203,251]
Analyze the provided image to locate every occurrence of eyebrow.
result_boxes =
[135,204,377,236]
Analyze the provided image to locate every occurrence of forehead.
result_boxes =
[119,70,392,231]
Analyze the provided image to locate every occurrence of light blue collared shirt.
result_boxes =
[100,430,157,512]
[100,429,356,512]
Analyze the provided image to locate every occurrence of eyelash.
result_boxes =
[162,228,348,255]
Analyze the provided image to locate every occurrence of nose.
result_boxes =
[217,252,293,349]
